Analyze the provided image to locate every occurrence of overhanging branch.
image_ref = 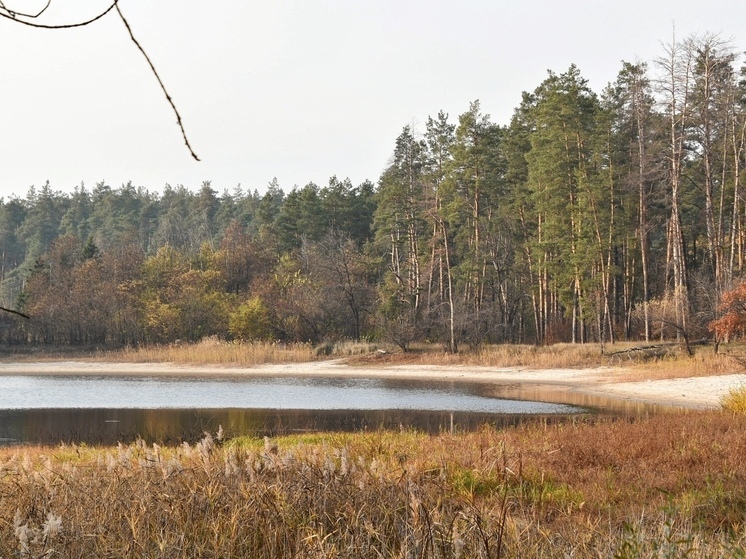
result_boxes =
[0,0,200,160]
[0,0,119,29]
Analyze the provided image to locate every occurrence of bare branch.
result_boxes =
[115,3,200,161]
[0,305,30,319]
[0,0,201,161]
[0,0,52,19]
[0,0,119,29]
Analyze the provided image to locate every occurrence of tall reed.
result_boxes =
[112,337,318,366]
[3,412,746,557]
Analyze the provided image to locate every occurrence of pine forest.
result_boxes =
[2,33,746,352]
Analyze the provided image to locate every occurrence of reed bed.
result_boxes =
[405,342,616,368]
[3,412,746,558]
[102,338,384,366]
[110,337,319,366]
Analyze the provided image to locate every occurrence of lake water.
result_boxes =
[0,374,590,445]
[0,375,583,412]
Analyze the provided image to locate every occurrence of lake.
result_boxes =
[0,374,618,445]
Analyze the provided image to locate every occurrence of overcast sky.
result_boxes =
[1,0,745,200]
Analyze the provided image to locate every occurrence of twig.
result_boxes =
[0,0,118,29]
[0,305,30,319]
[0,0,52,19]
[0,0,201,161]
[116,3,200,161]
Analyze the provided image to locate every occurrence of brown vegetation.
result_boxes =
[3,412,746,557]
[5,339,744,382]
[353,341,746,381]
[113,337,319,366]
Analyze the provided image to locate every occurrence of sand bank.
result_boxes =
[1,359,744,410]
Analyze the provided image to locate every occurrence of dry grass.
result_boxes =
[3,412,746,557]
[108,337,319,366]
[0,338,383,366]
[721,385,746,414]
[356,341,746,381]
[367,342,611,368]
[5,338,745,383]
[607,349,744,382]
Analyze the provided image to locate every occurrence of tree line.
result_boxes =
[2,32,746,351]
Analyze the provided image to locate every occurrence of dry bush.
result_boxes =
[3,413,746,557]
[314,340,380,357]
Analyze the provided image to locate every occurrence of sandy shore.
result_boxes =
[1,359,745,410]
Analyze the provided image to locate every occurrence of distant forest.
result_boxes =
[2,33,746,351]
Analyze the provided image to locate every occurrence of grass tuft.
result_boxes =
[721,385,746,414]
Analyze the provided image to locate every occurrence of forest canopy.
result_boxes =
[2,32,746,351]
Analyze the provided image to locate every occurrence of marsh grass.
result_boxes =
[3,412,746,558]
[610,348,744,382]
[90,338,382,366]
[111,337,319,366]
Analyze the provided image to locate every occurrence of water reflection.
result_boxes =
[0,374,675,446]
[485,383,679,415]
[0,408,588,446]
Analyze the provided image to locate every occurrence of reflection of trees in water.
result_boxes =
[1,409,582,446]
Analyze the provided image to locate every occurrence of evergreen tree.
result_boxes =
[424,110,458,350]
[443,101,507,345]
[523,66,603,342]
[0,197,27,305]
[17,181,66,275]
[374,126,429,346]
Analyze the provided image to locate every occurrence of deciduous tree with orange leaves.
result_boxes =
[709,281,746,342]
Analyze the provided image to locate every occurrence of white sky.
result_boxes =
[1,0,745,200]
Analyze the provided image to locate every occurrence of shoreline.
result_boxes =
[2,359,745,410]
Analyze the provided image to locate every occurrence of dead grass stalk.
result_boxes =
[2,412,746,557]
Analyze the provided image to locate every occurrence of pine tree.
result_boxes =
[523,66,602,342]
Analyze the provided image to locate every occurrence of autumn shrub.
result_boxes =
[228,296,274,341]
[710,281,746,342]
